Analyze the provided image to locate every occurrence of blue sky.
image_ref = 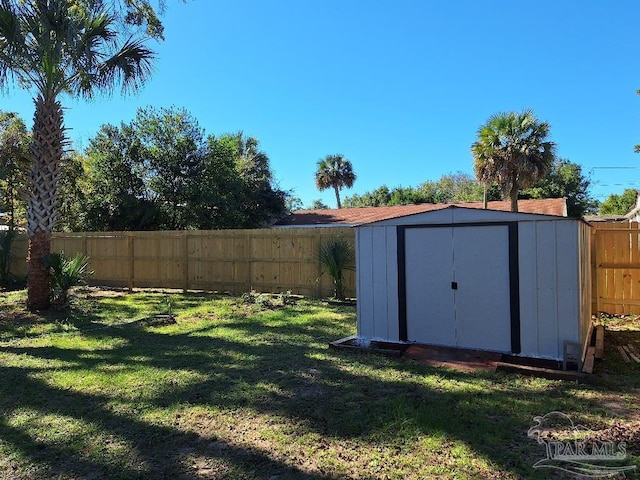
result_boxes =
[4,0,640,208]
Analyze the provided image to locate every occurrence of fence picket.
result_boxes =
[8,228,356,298]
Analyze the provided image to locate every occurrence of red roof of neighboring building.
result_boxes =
[277,198,568,226]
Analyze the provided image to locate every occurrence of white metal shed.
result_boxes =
[356,206,592,361]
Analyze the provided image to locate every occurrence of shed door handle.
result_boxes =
[451,282,458,290]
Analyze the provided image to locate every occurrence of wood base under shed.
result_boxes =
[330,337,594,381]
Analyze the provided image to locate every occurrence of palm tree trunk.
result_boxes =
[334,185,342,209]
[27,230,51,310]
[509,183,519,212]
[483,182,487,209]
[26,95,65,311]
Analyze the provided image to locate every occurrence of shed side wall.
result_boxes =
[356,226,399,340]
[555,222,582,350]
[517,220,583,359]
[578,222,593,348]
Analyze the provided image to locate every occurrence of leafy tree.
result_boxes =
[56,151,92,231]
[134,106,204,229]
[201,132,287,228]
[232,134,287,227]
[343,172,501,208]
[285,195,304,213]
[0,113,26,285]
[72,0,173,39]
[417,172,500,204]
[472,110,556,212]
[388,186,428,205]
[344,186,392,207]
[521,158,598,217]
[77,123,160,231]
[0,0,155,310]
[310,199,329,210]
[0,111,30,229]
[599,189,637,216]
[61,116,287,231]
[314,154,356,209]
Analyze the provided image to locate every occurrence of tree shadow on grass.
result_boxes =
[0,305,630,479]
[0,360,341,479]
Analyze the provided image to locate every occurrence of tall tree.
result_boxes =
[0,0,154,310]
[343,172,502,208]
[0,111,29,285]
[197,132,276,228]
[72,0,171,39]
[472,110,556,212]
[231,134,287,227]
[59,120,287,231]
[314,154,356,209]
[81,122,160,231]
[56,151,93,232]
[599,189,637,216]
[521,158,598,217]
[0,111,30,229]
[134,106,204,229]
[344,186,392,207]
[309,199,329,210]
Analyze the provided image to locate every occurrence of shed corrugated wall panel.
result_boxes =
[579,223,593,345]
[372,227,389,338]
[535,221,560,359]
[556,222,581,349]
[384,226,399,341]
[517,222,540,357]
[356,228,375,338]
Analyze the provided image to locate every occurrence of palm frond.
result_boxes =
[44,251,93,304]
[0,0,155,99]
[318,237,355,299]
[95,36,155,95]
[314,154,356,190]
[471,109,555,203]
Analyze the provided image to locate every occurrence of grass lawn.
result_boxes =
[0,288,639,479]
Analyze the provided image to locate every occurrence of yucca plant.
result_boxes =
[44,252,93,305]
[318,237,355,300]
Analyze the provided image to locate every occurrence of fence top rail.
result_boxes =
[590,222,639,230]
[47,227,355,239]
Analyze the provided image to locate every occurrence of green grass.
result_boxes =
[0,288,639,479]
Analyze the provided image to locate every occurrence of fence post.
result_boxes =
[591,227,598,317]
[183,232,189,293]
[81,234,87,258]
[316,232,323,298]
[245,231,252,293]
[127,233,134,292]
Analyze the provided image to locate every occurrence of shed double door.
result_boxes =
[404,225,512,352]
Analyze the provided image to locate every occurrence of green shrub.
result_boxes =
[0,229,16,285]
[44,252,94,305]
[318,237,355,299]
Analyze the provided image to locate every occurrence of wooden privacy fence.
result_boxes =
[9,228,356,298]
[9,222,640,313]
[591,222,640,315]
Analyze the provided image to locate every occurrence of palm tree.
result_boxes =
[471,110,556,212]
[314,154,356,209]
[0,0,154,310]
